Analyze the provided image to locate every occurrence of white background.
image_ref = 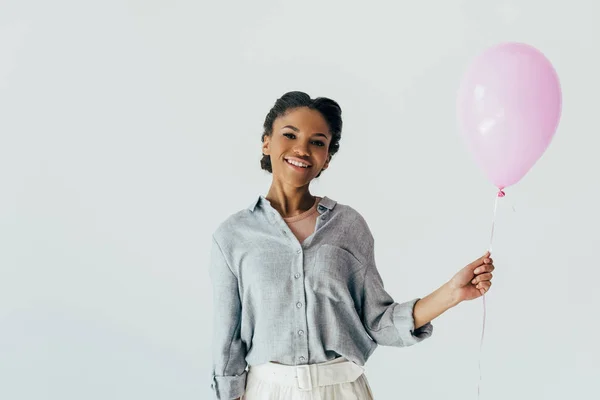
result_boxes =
[1,1,598,399]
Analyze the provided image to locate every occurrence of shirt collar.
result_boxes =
[248,194,337,214]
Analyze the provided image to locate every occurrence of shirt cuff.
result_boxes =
[211,371,247,400]
[392,298,434,346]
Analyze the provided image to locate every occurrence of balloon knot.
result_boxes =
[497,190,506,197]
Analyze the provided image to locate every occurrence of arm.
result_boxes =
[413,252,495,329]
[209,236,247,400]
[413,282,458,329]
[360,239,494,345]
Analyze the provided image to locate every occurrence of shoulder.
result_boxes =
[332,199,372,232]
[329,199,375,250]
[212,208,252,242]
[211,196,262,244]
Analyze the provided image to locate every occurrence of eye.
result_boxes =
[283,133,325,147]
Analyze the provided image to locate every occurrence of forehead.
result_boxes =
[273,107,330,135]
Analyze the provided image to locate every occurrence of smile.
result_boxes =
[285,158,311,168]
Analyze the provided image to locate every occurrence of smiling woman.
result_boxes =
[260,91,342,182]
[209,91,495,400]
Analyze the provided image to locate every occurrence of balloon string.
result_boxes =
[488,189,504,253]
[478,189,503,399]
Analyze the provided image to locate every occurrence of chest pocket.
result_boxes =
[310,244,366,303]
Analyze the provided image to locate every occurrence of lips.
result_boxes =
[285,160,310,171]
[284,157,312,168]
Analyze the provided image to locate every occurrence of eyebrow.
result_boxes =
[281,125,329,139]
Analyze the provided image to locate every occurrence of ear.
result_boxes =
[262,135,271,156]
[322,154,331,171]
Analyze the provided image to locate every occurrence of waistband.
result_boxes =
[247,357,365,391]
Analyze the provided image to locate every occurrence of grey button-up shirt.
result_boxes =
[209,195,433,399]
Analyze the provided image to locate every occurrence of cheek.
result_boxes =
[317,149,330,163]
[271,140,289,154]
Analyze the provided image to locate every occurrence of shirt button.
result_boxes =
[282,230,287,234]
[294,273,301,279]
[321,215,327,220]
[298,330,304,336]
[296,302,303,308]
[296,249,302,254]
[299,356,306,362]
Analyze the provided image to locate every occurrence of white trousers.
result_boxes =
[242,357,374,400]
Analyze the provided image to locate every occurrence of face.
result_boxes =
[262,107,332,187]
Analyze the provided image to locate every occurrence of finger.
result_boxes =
[476,281,492,292]
[468,251,490,269]
[474,264,495,275]
[471,272,493,285]
[484,257,494,264]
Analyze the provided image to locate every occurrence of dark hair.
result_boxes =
[260,91,342,178]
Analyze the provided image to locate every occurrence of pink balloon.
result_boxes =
[457,42,562,191]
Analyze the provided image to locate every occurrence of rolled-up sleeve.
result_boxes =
[360,240,433,347]
[209,236,247,399]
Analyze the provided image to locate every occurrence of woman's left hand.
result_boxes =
[448,251,495,303]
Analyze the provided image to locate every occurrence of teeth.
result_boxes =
[286,159,309,168]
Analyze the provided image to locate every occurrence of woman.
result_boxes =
[209,91,495,399]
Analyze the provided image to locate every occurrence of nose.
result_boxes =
[293,143,310,156]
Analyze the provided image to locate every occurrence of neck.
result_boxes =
[265,184,316,218]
